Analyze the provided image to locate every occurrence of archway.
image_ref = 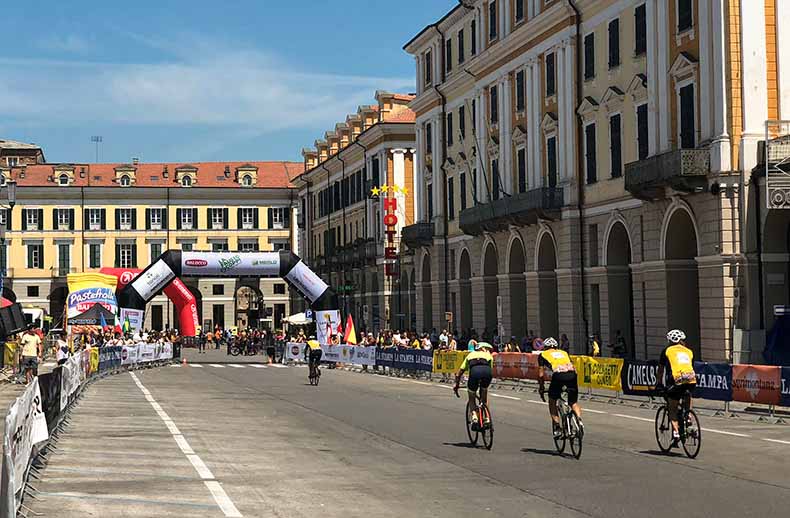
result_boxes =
[421,254,433,332]
[49,286,69,328]
[508,239,527,339]
[235,285,262,329]
[606,221,634,357]
[173,284,202,332]
[483,243,499,338]
[664,208,701,355]
[459,250,473,336]
[762,210,790,329]
[537,233,559,338]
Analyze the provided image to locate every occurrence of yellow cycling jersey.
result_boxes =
[306,340,322,351]
[459,350,493,371]
[663,344,696,384]
[539,349,575,374]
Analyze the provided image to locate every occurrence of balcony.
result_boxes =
[459,187,564,236]
[624,148,710,200]
[402,222,434,248]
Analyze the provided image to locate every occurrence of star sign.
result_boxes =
[380,185,389,193]
[400,186,409,196]
[371,186,381,196]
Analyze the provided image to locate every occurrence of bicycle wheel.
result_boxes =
[654,406,673,453]
[569,412,583,459]
[230,345,241,357]
[553,408,567,454]
[465,406,479,446]
[481,404,493,450]
[681,409,702,459]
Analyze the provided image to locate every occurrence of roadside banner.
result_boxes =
[693,362,732,402]
[98,346,122,372]
[37,369,63,432]
[375,347,395,368]
[731,364,781,405]
[285,342,305,362]
[493,353,540,380]
[578,356,623,391]
[138,343,157,363]
[89,348,99,373]
[60,354,82,411]
[159,342,173,361]
[320,344,343,362]
[121,344,139,365]
[781,367,790,407]
[346,346,376,366]
[620,359,661,396]
[433,350,469,374]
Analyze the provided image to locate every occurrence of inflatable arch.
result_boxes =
[117,250,340,344]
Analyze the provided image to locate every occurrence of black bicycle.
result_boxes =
[550,388,584,459]
[229,343,243,356]
[308,362,321,386]
[454,387,493,450]
[655,391,701,458]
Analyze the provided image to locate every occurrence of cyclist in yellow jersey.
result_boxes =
[304,337,323,379]
[538,337,582,438]
[656,329,697,444]
[453,342,494,427]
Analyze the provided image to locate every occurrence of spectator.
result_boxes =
[560,333,570,353]
[522,331,534,353]
[448,333,457,351]
[467,334,478,351]
[429,328,439,348]
[609,330,627,358]
[20,328,42,384]
[509,336,520,352]
[590,334,601,357]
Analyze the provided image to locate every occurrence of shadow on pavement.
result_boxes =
[520,447,570,459]
[638,449,685,458]
[443,442,481,449]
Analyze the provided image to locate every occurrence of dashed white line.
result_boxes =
[613,413,654,423]
[209,364,226,368]
[762,438,790,445]
[584,408,607,414]
[491,394,521,400]
[270,364,288,369]
[130,372,242,517]
[228,364,246,369]
[190,364,204,368]
[250,364,268,369]
[702,428,751,438]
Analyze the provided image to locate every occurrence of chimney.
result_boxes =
[132,157,139,165]
[79,167,86,178]
[224,165,230,178]
[162,165,169,178]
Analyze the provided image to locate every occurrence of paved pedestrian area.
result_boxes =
[25,361,790,517]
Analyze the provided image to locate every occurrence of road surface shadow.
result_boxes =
[638,449,685,458]
[521,447,572,459]
[444,442,482,449]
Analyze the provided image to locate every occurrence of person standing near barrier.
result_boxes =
[55,332,70,366]
[20,328,42,384]
[656,330,697,446]
[538,337,582,439]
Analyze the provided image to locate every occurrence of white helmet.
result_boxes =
[543,337,559,349]
[666,329,686,344]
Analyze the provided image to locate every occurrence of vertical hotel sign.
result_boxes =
[372,184,405,278]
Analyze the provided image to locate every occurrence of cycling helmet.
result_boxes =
[543,337,559,349]
[309,335,316,340]
[476,342,493,350]
[666,329,686,344]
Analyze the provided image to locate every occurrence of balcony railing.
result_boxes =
[624,148,710,200]
[459,187,564,236]
[402,222,435,248]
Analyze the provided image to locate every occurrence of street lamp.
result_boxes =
[6,179,16,209]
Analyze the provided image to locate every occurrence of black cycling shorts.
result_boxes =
[467,365,493,393]
[665,383,695,401]
[309,349,323,365]
[548,371,578,405]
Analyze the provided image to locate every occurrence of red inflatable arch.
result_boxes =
[100,267,199,336]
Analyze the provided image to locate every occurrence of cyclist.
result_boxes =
[656,329,697,445]
[453,342,494,428]
[304,337,323,379]
[538,337,582,439]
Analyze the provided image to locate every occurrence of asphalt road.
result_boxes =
[26,351,790,518]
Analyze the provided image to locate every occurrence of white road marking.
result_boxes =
[584,409,607,414]
[209,364,226,368]
[526,400,547,405]
[270,364,288,368]
[702,428,751,438]
[613,414,654,422]
[190,364,204,368]
[129,372,243,517]
[250,364,268,369]
[762,438,790,445]
[228,364,246,368]
[491,394,521,400]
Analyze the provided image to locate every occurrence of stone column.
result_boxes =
[529,59,542,183]
[563,38,576,181]
[471,276,487,332]
[525,271,541,337]
[499,74,513,194]
[414,125,424,222]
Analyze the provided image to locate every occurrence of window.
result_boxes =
[0,244,5,274]
[489,0,498,41]
[448,177,455,221]
[471,19,477,56]
[516,70,525,111]
[274,283,286,295]
[458,29,465,64]
[271,208,284,229]
[213,284,224,295]
[372,156,381,187]
[584,33,595,80]
[610,114,623,178]
[210,208,225,229]
[25,209,40,230]
[89,243,101,269]
[120,175,131,187]
[490,84,498,124]
[27,243,43,269]
[58,174,69,186]
[425,123,433,154]
[211,241,229,252]
[27,286,39,297]
[272,242,289,251]
[56,244,70,276]
[678,0,693,32]
[56,209,71,230]
[459,105,466,140]
[547,137,558,188]
[7,157,18,167]
[516,0,525,22]
[240,240,260,252]
[213,304,225,330]
[424,50,432,86]
[637,103,649,160]
[87,208,103,230]
[241,175,253,187]
[491,159,500,200]
[241,208,255,229]
[0,209,5,227]
[608,19,620,68]
[447,112,454,147]
[119,208,133,230]
[148,208,163,230]
[635,4,647,55]
[118,243,135,268]
[150,242,162,261]
[460,172,467,211]
[181,242,194,252]
[545,54,556,97]
[427,183,434,221]
[180,208,194,230]
[445,38,452,73]
[181,175,192,187]
[517,148,527,193]
[679,83,696,149]
[585,123,598,184]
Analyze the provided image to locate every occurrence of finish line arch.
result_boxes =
[117,250,339,343]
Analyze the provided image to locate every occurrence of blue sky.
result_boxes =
[1,1,450,164]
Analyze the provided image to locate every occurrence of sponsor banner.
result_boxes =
[131,260,175,301]
[37,369,62,432]
[781,367,790,407]
[578,356,624,391]
[493,353,540,380]
[181,252,280,277]
[121,344,139,365]
[345,345,376,366]
[90,348,99,374]
[285,342,306,362]
[620,359,661,397]
[98,346,123,372]
[315,309,341,346]
[60,354,82,411]
[433,350,470,374]
[138,343,157,362]
[66,273,119,318]
[285,260,329,302]
[731,364,781,405]
[375,347,395,368]
[375,347,432,371]
[120,309,144,334]
[159,342,173,361]
[692,362,732,402]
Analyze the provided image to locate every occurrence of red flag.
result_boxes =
[343,314,358,345]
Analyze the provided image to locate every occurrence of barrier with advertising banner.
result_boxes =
[620,359,660,396]
[693,362,732,402]
[284,343,376,366]
[346,345,376,366]
[731,364,782,405]
[782,367,790,408]
[98,346,123,372]
[285,342,306,362]
[577,356,623,391]
[493,353,540,379]
[432,350,469,374]
[60,354,82,411]
[121,344,139,365]
[37,370,62,431]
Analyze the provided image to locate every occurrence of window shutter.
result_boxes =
[237,208,243,229]
[7,209,12,231]
[548,138,558,188]
[608,18,620,68]
[100,209,106,230]
[21,209,27,231]
[284,208,291,228]
[114,243,120,268]
[267,208,273,229]
[680,84,696,149]
[83,208,89,230]
[253,208,259,229]
[37,209,43,230]
[132,244,138,268]
[610,115,622,178]
[585,124,597,184]
[637,104,649,160]
[176,209,182,230]
[161,208,168,230]
[69,208,75,230]
[115,208,121,230]
[206,208,211,227]
[27,244,33,268]
[131,209,137,230]
[52,208,58,229]
[192,208,199,228]
[584,33,595,79]
[145,208,151,230]
[223,208,229,229]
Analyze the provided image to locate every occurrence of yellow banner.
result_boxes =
[575,356,624,391]
[90,348,99,374]
[432,350,469,373]
[4,341,17,369]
